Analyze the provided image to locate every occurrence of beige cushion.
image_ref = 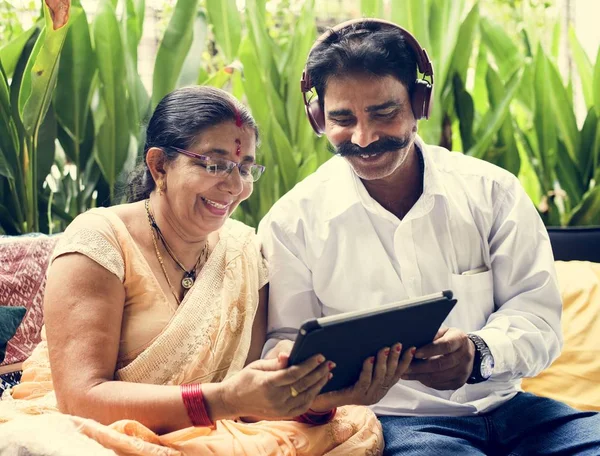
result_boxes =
[521,261,600,411]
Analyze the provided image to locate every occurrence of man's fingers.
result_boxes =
[405,353,459,375]
[414,330,463,359]
[433,326,449,341]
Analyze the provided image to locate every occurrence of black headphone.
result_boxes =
[300,18,435,137]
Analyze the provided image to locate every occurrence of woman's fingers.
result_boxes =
[384,343,402,383]
[370,346,391,386]
[269,353,326,386]
[393,346,415,382]
[290,360,334,395]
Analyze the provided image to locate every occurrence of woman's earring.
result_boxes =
[158,181,166,196]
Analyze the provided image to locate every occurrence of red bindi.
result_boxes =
[235,139,241,157]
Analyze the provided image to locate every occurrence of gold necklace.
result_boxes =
[145,199,209,294]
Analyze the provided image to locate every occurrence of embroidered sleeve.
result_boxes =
[52,211,125,282]
[254,237,269,289]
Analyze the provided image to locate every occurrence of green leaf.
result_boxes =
[479,17,522,81]
[568,26,593,110]
[0,61,19,180]
[54,5,95,168]
[124,0,145,61]
[533,45,557,186]
[447,2,479,84]
[567,186,600,226]
[177,10,208,87]
[0,24,38,78]
[19,5,80,137]
[594,45,600,117]
[205,0,241,62]
[452,73,474,151]
[579,107,598,182]
[483,66,520,176]
[152,0,199,108]
[361,0,383,17]
[543,52,579,164]
[390,0,431,52]
[37,104,56,187]
[245,0,280,92]
[466,67,523,159]
[268,117,297,192]
[555,140,584,209]
[93,0,130,198]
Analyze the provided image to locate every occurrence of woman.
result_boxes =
[0,87,410,455]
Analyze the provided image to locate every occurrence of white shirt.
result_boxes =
[257,136,563,417]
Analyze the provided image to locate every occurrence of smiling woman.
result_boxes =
[0,86,383,456]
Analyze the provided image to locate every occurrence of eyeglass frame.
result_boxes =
[167,146,266,182]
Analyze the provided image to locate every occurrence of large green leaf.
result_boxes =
[479,17,522,81]
[594,46,600,117]
[245,0,280,93]
[484,66,520,176]
[447,2,479,84]
[390,0,431,52]
[0,24,38,78]
[54,5,95,166]
[555,140,584,210]
[151,0,199,108]
[0,61,19,180]
[543,53,579,164]
[567,186,600,226]
[579,107,598,182]
[205,0,241,62]
[452,73,474,151]
[93,0,130,198]
[466,67,523,159]
[124,0,145,61]
[177,10,208,87]
[18,6,78,138]
[568,26,593,110]
[428,0,464,88]
[533,45,557,186]
[37,104,56,187]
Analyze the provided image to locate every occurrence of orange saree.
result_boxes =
[0,209,383,455]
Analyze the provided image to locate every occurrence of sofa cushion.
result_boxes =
[0,234,59,368]
[0,306,26,364]
[521,260,600,411]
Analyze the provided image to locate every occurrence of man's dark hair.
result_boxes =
[306,21,418,107]
[126,86,259,203]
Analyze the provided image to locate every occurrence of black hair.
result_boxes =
[306,21,418,107]
[126,86,259,203]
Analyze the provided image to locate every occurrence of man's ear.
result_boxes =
[146,147,167,186]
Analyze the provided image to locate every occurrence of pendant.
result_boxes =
[181,275,194,289]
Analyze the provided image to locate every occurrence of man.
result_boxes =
[258,18,600,455]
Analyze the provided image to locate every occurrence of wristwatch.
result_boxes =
[466,334,494,384]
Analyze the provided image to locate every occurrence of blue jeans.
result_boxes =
[380,393,600,455]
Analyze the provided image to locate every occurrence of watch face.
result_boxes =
[481,354,495,379]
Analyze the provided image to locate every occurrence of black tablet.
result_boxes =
[288,290,457,393]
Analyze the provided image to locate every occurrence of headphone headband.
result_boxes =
[300,18,435,135]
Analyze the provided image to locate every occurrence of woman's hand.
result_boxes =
[220,352,334,420]
[311,343,414,412]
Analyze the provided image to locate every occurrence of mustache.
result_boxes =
[329,135,412,157]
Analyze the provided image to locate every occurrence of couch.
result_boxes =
[1,228,600,411]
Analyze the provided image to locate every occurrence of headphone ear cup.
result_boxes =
[411,80,433,120]
[306,99,326,136]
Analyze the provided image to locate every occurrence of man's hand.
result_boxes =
[264,339,294,360]
[400,327,475,390]
[311,343,415,411]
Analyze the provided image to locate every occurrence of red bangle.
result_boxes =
[294,408,337,425]
[180,383,214,427]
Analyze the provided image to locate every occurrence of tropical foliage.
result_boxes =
[0,0,598,234]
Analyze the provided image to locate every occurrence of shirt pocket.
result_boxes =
[445,270,494,332]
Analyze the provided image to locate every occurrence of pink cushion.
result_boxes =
[0,234,59,366]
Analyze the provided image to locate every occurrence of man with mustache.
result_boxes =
[258,19,600,456]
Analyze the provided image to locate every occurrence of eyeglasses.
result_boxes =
[169,147,265,182]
